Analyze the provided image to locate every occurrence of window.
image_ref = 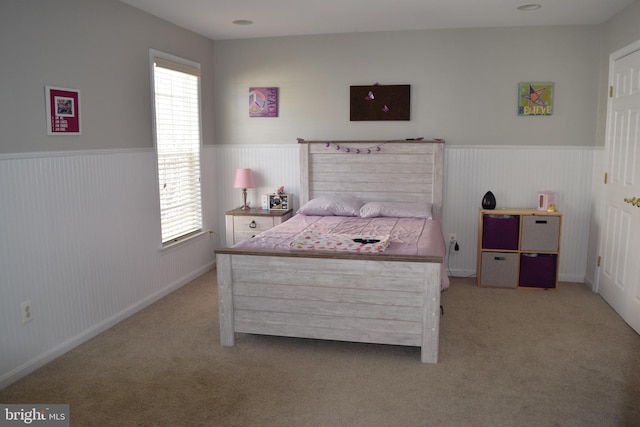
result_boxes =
[150,51,203,244]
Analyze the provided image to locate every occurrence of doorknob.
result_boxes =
[624,197,640,207]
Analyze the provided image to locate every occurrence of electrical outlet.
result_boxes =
[21,300,33,324]
[448,234,457,242]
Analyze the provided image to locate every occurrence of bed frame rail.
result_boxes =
[217,253,441,363]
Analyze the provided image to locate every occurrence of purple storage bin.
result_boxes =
[519,253,557,288]
[482,215,519,250]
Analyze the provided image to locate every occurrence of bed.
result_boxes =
[215,139,447,363]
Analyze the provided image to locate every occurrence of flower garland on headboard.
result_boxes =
[324,142,383,154]
[325,138,424,154]
[297,138,427,154]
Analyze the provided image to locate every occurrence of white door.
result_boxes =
[598,42,640,334]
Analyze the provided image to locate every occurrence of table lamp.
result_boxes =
[234,168,256,210]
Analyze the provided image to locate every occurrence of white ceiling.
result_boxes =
[121,0,634,41]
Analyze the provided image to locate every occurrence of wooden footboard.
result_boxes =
[216,252,441,363]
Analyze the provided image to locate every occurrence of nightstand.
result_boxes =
[225,207,293,246]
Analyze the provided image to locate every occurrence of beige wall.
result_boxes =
[3,1,638,154]
[214,26,601,146]
[602,0,640,54]
[0,0,215,154]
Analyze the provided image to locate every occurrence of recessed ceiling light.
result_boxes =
[517,4,542,11]
[233,19,254,25]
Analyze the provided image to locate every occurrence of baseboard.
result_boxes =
[583,274,597,292]
[558,274,586,284]
[448,271,586,284]
[447,269,477,279]
[0,262,215,390]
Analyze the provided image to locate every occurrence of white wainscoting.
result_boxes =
[442,145,596,282]
[0,143,596,388]
[214,144,597,283]
[0,147,216,388]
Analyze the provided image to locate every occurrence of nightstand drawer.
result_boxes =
[225,208,293,246]
[233,216,274,233]
[233,230,261,242]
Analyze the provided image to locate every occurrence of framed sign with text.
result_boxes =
[249,87,279,117]
[518,82,553,116]
[45,86,81,135]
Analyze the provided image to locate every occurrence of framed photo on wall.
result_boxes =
[45,86,81,135]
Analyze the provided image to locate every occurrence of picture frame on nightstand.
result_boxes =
[268,193,289,210]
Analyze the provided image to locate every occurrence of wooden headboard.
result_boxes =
[298,139,445,222]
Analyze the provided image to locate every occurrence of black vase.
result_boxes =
[482,191,496,209]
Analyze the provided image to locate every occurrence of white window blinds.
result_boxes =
[152,53,203,244]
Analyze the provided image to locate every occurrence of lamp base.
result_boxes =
[239,188,249,210]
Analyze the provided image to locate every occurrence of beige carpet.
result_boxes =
[1,270,639,426]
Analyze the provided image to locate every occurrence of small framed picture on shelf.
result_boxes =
[269,193,289,210]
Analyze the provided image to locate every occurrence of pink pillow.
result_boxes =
[297,196,363,216]
[360,201,432,218]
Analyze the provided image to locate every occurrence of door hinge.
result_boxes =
[604,172,608,184]
[609,86,613,97]
[597,256,601,267]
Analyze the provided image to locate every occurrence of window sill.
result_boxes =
[159,230,209,253]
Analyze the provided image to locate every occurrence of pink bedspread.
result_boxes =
[290,231,392,253]
[232,214,450,290]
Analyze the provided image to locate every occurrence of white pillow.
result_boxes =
[360,201,432,219]
[297,196,363,216]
